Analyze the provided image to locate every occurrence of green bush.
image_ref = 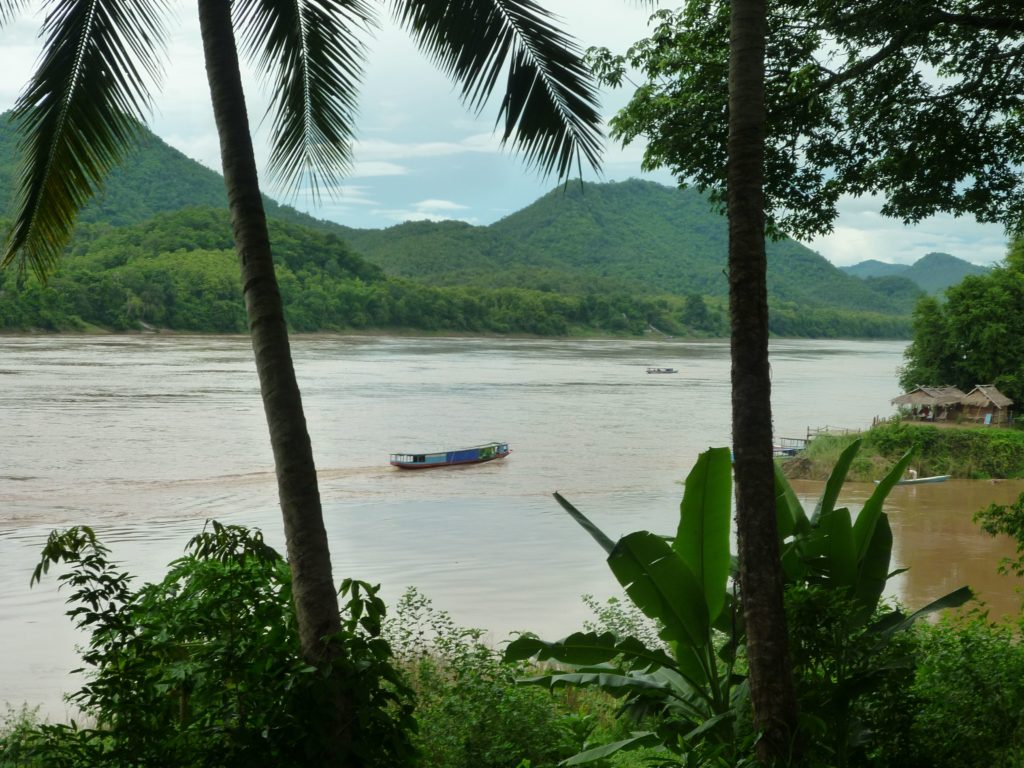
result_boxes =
[908,614,1024,768]
[386,588,601,768]
[12,523,415,768]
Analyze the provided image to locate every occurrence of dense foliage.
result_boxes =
[791,421,1024,481]
[0,205,911,339]
[901,237,1024,403]
[2,523,415,767]
[588,1,1024,241]
[345,180,914,317]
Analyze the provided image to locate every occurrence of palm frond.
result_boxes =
[3,0,167,279]
[392,0,603,178]
[234,0,375,199]
[0,0,27,25]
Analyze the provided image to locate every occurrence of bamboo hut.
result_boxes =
[961,385,1014,425]
[891,385,966,421]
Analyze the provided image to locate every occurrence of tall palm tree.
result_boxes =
[3,0,602,759]
[726,0,798,759]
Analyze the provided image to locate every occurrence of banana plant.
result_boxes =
[505,447,743,765]
[774,439,972,625]
[507,442,973,766]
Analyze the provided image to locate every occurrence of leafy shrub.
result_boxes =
[909,614,1024,768]
[15,522,415,768]
[386,588,592,768]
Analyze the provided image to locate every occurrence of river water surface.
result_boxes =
[1,335,1019,717]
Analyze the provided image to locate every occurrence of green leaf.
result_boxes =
[608,531,709,649]
[883,586,974,635]
[520,671,676,698]
[4,0,167,278]
[503,631,676,671]
[822,507,857,588]
[562,733,662,765]
[391,0,603,178]
[854,514,893,620]
[235,0,374,197]
[554,492,616,554]
[774,463,810,540]
[853,450,914,562]
[814,438,861,523]
[675,447,732,623]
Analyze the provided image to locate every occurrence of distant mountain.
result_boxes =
[842,252,990,295]
[843,260,910,279]
[341,179,907,315]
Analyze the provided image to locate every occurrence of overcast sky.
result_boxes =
[0,0,1011,267]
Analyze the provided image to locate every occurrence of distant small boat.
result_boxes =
[389,441,510,469]
[647,367,678,374]
[874,474,951,486]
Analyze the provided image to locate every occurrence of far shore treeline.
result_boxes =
[0,207,910,339]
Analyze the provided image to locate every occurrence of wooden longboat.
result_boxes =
[389,441,510,469]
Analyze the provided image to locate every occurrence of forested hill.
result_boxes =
[338,179,907,315]
[0,114,337,233]
[842,252,991,294]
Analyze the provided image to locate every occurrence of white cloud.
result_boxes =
[413,199,469,212]
[808,195,1010,267]
[350,161,408,178]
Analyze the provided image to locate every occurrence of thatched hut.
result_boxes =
[961,385,1014,425]
[891,385,966,421]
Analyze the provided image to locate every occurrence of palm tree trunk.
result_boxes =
[196,0,353,760]
[726,0,799,760]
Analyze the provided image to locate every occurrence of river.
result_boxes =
[1,334,1019,718]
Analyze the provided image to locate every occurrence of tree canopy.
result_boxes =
[589,0,1024,241]
[901,237,1024,404]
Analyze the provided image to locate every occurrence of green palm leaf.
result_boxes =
[3,0,167,279]
[391,0,603,177]
[235,0,375,198]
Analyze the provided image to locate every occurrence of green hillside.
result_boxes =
[343,179,906,315]
[0,117,911,338]
[841,252,990,294]
[0,114,341,233]
[842,259,909,279]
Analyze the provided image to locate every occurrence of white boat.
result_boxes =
[874,474,951,486]
[646,367,678,374]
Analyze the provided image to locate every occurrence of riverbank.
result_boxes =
[784,421,1024,481]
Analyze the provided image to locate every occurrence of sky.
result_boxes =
[0,0,1012,268]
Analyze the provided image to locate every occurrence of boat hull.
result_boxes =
[874,475,951,485]
[389,442,510,470]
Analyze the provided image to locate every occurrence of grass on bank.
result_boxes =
[785,420,1024,481]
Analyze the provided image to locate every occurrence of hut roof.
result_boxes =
[962,384,1014,408]
[891,385,966,406]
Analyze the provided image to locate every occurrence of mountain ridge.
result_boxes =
[842,252,990,294]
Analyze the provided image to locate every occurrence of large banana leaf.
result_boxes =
[521,670,682,700]
[874,585,974,637]
[608,531,709,650]
[853,513,893,621]
[675,447,732,623]
[853,450,914,562]
[554,492,616,554]
[822,507,857,588]
[562,733,662,765]
[813,438,862,523]
[504,631,676,671]
[774,464,810,540]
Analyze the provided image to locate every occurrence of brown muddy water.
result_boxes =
[1,335,1019,718]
